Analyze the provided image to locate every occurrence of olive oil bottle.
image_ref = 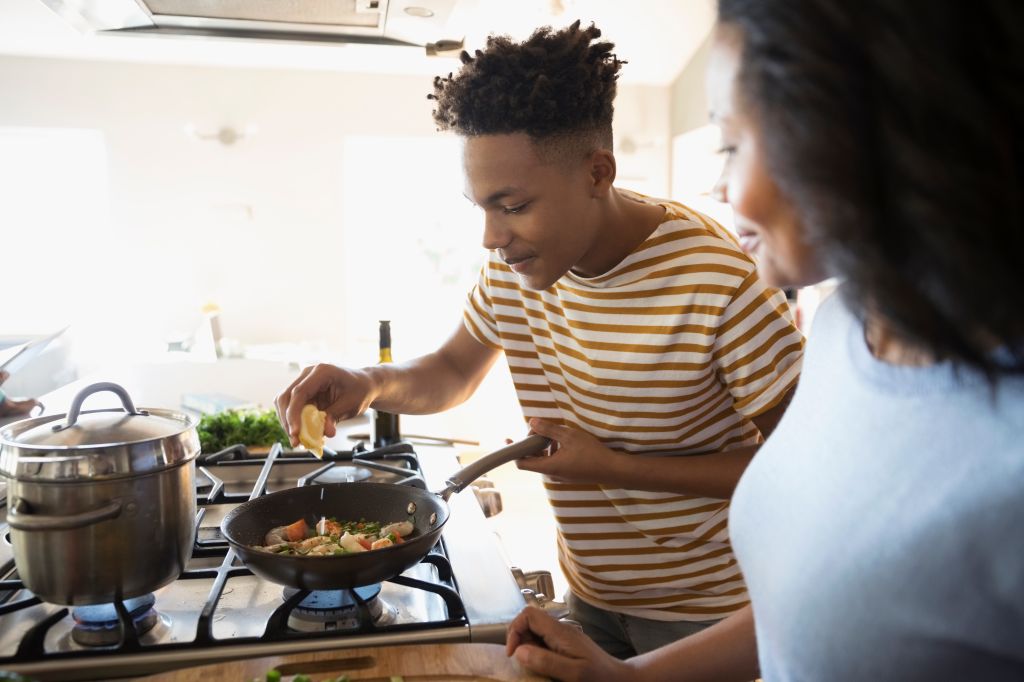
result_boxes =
[372,320,401,447]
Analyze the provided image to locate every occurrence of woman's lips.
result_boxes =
[737,230,761,255]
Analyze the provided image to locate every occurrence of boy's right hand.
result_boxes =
[274,364,378,447]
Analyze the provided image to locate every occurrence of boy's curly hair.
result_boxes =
[429,20,624,152]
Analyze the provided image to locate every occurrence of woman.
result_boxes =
[505,0,1024,680]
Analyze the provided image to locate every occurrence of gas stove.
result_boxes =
[0,441,534,680]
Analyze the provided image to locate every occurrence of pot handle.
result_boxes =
[439,434,551,501]
[52,382,148,432]
[7,497,123,531]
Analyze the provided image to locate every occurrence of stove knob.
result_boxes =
[520,587,569,619]
[514,569,568,618]
[472,486,503,517]
[522,570,556,599]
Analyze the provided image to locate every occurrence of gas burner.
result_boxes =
[70,594,159,647]
[314,465,374,483]
[283,585,397,632]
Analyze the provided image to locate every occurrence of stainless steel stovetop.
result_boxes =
[0,441,531,680]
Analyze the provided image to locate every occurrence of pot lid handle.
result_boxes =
[52,382,148,433]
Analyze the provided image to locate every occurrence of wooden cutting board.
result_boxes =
[137,643,549,681]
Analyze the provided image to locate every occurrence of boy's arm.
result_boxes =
[519,385,794,499]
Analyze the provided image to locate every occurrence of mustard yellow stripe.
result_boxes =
[626,227,711,251]
[541,384,727,422]
[555,502,721,523]
[585,247,752,284]
[532,338,718,376]
[492,295,726,334]
[467,289,497,326]
[548,494,714,509]
[525,358,717,400]
[653,518,729,551]
[493,309,720,340]
[543,388,735,436]
[531,354,711,390]
[566,542,731,559]
[598,593,748,612]
[722,340,804,389]
[462,312,501,351]
[573,557,741,581]
[553,281,735,301]
[561,531,649,541]
[719,320,802,374]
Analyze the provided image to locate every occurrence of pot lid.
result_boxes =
[0,382,198,481]
[13,409,191,448]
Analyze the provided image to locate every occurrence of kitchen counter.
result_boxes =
[135,642,547,681]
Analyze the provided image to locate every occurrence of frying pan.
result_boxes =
[221,435,550,590]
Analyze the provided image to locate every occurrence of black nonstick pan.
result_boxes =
[221,435,550,590]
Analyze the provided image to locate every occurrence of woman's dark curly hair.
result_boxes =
[718,0,1024,378]
[429,20,623,151]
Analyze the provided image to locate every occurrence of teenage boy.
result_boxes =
[277,21,802,657]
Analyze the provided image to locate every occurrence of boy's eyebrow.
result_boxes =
[473,186,526,207]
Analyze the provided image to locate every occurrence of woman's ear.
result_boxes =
[588,149,617,198]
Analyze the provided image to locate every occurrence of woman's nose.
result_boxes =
[711,169,728,204]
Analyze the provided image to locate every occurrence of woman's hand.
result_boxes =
[274,364,377,446]
[515,418,627,485]
[506,606,635,682]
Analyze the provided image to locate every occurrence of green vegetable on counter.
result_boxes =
[197,408,290,453]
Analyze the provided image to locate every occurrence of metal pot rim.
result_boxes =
[0,407,197,451]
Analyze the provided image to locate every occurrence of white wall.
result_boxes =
[0,55,669,355]
[1,56,435,354]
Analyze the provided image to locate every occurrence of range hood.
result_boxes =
[39,0,467,54]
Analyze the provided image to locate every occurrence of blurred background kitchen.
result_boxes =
[0,0,828,607]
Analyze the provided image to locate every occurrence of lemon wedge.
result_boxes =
[298,404,327,458]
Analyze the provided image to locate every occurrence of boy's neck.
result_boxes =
[571,188,666,278]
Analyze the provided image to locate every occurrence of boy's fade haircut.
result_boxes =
[429,20,625,163]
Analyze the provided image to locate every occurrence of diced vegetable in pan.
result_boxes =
[255,516,413,556]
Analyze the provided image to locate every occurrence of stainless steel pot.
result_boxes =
[0,382,199,605]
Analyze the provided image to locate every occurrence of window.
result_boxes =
[340,135,483,359]
[0,127,111,334]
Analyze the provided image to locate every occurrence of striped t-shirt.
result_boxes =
[462,191,804,621]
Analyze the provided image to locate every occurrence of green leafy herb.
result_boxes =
[197,408,290,453]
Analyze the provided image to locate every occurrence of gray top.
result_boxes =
[731,291,1024,681]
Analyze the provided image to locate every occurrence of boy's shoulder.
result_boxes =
[623,189,746,251]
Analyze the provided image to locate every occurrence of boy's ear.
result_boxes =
[588,149,616,198]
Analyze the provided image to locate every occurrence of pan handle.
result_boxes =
[439,434,551,501]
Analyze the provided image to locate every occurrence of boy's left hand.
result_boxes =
[515,418,625,484]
